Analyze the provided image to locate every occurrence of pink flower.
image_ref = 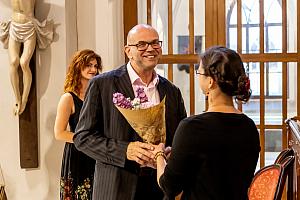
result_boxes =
[113,87,151,109]
[136,87,148,103]
[112,93,132,109]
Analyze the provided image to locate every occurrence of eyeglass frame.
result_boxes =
[195,69,206,76]
[127,40,163,51]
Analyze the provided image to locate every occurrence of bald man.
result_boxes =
[74,24,187,200]
[0,0,53,115]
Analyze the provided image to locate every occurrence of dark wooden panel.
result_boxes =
[241,53,298,62]
[19,53,38,168]
[147,0,151,25]
[282,0,288,150]
[189,0,195,115]
[297,0,300,117]
[167,0,173,82]
[159,54,199,64]
[158,53,298,65]
[123,0,137,43]
[123,0,138,63]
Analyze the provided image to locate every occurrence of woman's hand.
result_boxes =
[140,143,167,169]
[152,143,165,156]
[153,143,168,186]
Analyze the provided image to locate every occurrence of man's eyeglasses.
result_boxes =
[128,41,162,51]
[195,69,206,76]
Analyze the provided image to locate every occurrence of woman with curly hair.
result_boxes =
[54,49,102,200]
[153,46,260,200]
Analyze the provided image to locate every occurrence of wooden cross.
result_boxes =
[18,52,38,168]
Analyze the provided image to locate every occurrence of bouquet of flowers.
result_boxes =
[113,88,166,144]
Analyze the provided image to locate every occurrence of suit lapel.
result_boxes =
[157,76,167,101]
[114,65,135,99]
[113,65,141,141]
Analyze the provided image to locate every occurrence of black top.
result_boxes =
[69,92,83,132]
[159,112,260,200]
[60,92,95,200]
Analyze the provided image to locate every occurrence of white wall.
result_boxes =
[77,0,124,71]
[0,0,124,199]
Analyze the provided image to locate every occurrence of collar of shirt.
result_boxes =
[126,62,160,105]
[126,62,159,88]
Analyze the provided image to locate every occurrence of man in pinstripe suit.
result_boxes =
[74,24,187,200]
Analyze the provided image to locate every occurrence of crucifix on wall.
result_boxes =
[0,0,54,168]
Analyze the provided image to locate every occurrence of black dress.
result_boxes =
[60,92,95,200]
[159,112,261,200]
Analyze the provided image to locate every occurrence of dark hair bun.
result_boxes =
[201,46,252,103]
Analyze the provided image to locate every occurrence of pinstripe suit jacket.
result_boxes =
[74,65,187,200]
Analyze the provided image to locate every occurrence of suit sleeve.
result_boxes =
[73,77,129,168]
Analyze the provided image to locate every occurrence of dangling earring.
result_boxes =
[205,91,209,100]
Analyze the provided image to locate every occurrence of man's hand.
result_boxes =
[152,143,165,156]
[141,160,157,169]
[126,141,155,165]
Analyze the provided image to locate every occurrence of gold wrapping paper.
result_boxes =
[116,97,166,144]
